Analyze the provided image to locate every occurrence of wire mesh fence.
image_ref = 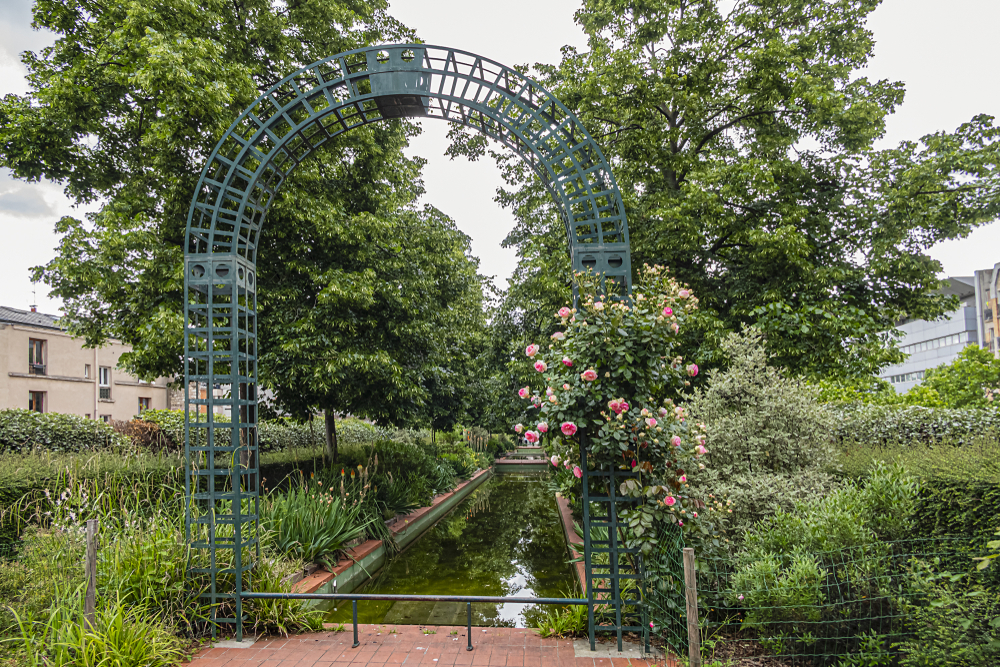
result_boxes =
[647,536,994,666]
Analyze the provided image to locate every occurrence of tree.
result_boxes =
[0,0,497,445]
[450,0,1000,378]
[921,345,1000,409]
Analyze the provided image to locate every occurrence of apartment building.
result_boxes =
[0,306,173,420]
[879,277,979,393]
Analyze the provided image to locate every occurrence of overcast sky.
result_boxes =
[1,0,998,314]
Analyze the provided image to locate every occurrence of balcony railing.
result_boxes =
[28,363,46,376]
[99,387,111,400]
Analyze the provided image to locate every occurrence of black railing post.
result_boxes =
[352,600,359,648]
[466,602,473,651]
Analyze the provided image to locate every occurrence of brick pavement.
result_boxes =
[186,625,677,667]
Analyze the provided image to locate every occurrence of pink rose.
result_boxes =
[525,431,539,444]
[564,461,571,469]
[692,512,698,518]
[514,424,524,434]
[671,435,682,447]
[561,422,578,436]
[662,307,673,317]
[620,402,630,413]
[573,466,583,478]
[608,400,621,414]
[550,455,560,466]
[678,520,684,526]
[696,444,708,455]
[658,407,668,417]
[563,383,570,391]
[679,289,690,299]
[558,307,571,319]
[581,369,597,382]
[664,496,676,507]
[645,417,657,428]
[593,302,604,311]
[687,363,699,377]
[671,322,680,334]
[551,331,566,341]
[546,387,554,395]
[548,395,558,403]
[679,475,687,483]
[525,344,539,357]
[561,357,573,367]
[534,360,547,372]
[518,386,530,399]
[537,422,549,433]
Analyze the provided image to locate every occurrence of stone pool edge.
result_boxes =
[292,467,493,604]
[555,493,588,592]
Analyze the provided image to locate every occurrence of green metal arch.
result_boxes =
[181,43,637,640]
[185,43,632,284]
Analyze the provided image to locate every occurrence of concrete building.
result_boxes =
[973,263,1000,357]
[880,277,979,393]
[0,306,173,421]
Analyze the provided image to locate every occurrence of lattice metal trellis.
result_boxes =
[182,43,658,641]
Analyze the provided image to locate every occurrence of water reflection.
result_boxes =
[323,473,576,628]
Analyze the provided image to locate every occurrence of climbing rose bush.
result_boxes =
[514,266,717,552]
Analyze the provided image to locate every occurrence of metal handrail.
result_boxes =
[241,592,589,650]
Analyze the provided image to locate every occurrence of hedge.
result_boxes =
[0,410,127,454]
[833,404,1000,445]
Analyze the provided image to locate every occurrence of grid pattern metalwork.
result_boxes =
[183,43,634,640]
[579,439,650,653]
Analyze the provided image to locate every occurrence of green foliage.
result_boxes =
[260,477,369,569]
[451,0,1000,380]
[535,603,588,638]
[0,410,127,454]
[688,328,840,537]
[895,563,1000,667]
[519,266,719,552]
[833,404,1000,446]
[11,591,184,667]
[729,550,824,628]
[920,345,1000,409]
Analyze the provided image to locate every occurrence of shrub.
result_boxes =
[895,562,1000,667]
[260,476,369,568]
[0,409,127,454]
[832,404,1000,446]
[729,550,825,628]
[688,327,839,537]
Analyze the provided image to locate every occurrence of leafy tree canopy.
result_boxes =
[452,0,1000,379]
[0,0,491,428]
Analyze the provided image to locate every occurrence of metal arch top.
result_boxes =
[184,43,632,290]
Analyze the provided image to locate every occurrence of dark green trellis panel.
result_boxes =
[184,44,640,639]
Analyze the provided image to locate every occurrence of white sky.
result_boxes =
[1,0,998,313]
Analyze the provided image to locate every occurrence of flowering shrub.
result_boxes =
[514,266,720,552]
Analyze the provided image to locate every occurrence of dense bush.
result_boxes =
[688,328,840,537]
[0,410,127,454]
[832,404,1000,446]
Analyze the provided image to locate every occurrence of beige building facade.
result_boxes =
[0,306,173,421]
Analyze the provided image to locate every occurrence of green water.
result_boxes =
[322,473,576,628]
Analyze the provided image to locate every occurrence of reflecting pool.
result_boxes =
[322,473,576,628]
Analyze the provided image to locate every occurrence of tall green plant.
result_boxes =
[260,478,369,568]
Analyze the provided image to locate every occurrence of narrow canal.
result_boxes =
[323,473,577,628]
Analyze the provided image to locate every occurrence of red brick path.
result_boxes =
[187,625,674,667]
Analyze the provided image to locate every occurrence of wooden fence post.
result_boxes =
[683,547,701,667]
[85,518,98,629]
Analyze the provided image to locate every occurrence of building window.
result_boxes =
[28,339,46,375]
[99,366,112,400]
[28,391,45,413]
[138,397,151,413]
[85,413,91,420]
[100,414,111,423]
[84,364,91,379]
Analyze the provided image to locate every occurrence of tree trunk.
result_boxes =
[325,410,338,463]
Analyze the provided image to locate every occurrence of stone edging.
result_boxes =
[555,493,587,591]
[291,467,493,603]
